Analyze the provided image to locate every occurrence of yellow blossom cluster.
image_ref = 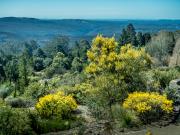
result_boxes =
[86,35,118,73]
[123,92,173,114]
[35,91,77,118]
[115,44,151,72]
[86,35,151,74]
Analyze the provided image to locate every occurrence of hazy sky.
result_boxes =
[0,0,180,19]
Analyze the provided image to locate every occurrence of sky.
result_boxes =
[0,0,180,19]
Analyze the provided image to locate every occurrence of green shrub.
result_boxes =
[0,88,9,100]
[48,76,61,88]
[0,85,12,100]
[5,97,34,108]
[33,57,45,71]
[24,82,48,99]
[0,106,33,135]
[44,57,53,67]
[44,67,56,78]
[152,68,179,89]
[144,68,180,91]
[165,88,180,105]
[28,109,83,134]
[85,74,128,119]
[29,75,41,83]
[0,99,6,107]
[35,119,71,134]
[44,52,70,78]
[165,79,180,105]
[112,104,140,128]
[63,83,92,104]
[54,72,87,87]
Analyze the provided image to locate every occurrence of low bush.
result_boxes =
[35,91,77,119]
[63,83,92,104]
[84,74,128,119]
[112,104,140,128]
[48,76,61,88]
[0,84,12,100]
[5,97,34,108]
[0,106,33,135]
[34,119,71,134]
[165,79,180,105]
[24,82,48,99]
[54,72,87,87]
[165,88,179,104]
[144,68,180,92]
[0,99,6,107]
[152,68,179,89]
[28,109,83,134]
[123,92,173,123]
[0,88,9,100]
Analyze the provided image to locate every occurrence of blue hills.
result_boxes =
[0,17,180,44]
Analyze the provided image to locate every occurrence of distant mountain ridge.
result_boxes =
[0,17,180,44]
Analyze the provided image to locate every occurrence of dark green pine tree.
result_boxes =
[35,48,46,58]
[126,24,137,46]
[119,24,138,46]
[19,54,29,94]
[137,32,145,46]
[71,57,83,72]
[5,58,19,97]
[143,32,151,44]
[71,40,90,62]
[119,28,128,46]
[0,64,6,81]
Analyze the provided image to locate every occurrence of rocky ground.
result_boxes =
[43,104,180,135]
[43,79,180,135]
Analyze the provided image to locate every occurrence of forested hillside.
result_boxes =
[0,17,180,44]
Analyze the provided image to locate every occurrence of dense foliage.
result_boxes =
[0,104,33,135]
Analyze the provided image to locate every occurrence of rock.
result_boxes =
[169,38,180,67]
[169,79,180,90]
[76,105,96,123]
[169,79,180,123]
[169,79,180,104]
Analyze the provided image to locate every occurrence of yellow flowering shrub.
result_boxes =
[35,91,77,119]
[123,92,173,122]
[86,35,118,73]
[115,44,151,73]
[86,35,151,75]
